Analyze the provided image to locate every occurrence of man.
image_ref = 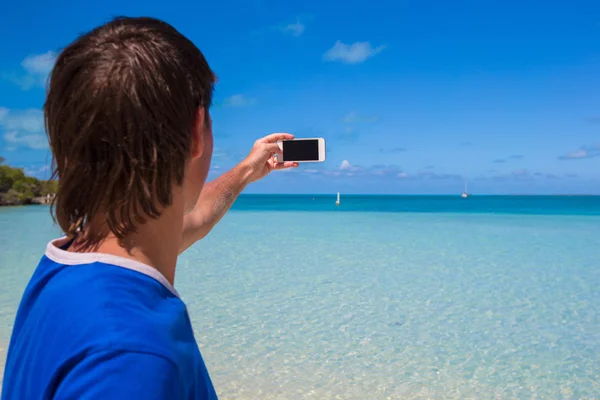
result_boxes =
[1,16,297,399]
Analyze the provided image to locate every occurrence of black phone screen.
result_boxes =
[282,140,319,161]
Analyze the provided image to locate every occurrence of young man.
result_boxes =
[1,17,297,399]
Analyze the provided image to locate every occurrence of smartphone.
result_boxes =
[277,138,326,163]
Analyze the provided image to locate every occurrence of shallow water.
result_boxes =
[1,197,599,399]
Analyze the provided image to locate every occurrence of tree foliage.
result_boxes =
[0,160,58,205]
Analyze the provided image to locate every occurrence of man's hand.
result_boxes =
[179,132,299,253]
[239,132,299,183]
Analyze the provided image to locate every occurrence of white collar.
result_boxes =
[45,237,180,298]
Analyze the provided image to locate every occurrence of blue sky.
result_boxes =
[0,0,599,194]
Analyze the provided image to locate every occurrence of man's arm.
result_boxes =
[179,133,297,254]
[179,162,252,253]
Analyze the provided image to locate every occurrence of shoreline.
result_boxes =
[0,196,52,207]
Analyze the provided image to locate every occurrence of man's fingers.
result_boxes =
[274,161,298,170]
[258,132,294,144]
[263,143,282,154]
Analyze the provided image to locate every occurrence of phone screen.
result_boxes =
[282,140,319,161]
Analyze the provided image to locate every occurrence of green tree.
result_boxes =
[40,179,58,196]
[0,162,57,205]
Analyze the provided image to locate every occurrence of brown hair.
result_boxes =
[44,16,215,249]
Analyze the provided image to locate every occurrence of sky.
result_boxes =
[0,0,599,194]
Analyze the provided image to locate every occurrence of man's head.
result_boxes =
[45,16,215,248]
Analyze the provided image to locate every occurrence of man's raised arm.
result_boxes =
[179,133,297,253]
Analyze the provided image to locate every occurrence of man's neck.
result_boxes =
[70,205,184,285]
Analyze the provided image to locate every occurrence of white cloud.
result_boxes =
[397,172,408,179]
[562,150,588,159]
[223,94,257,108]
[0,108,44,133]
[0,108,48,150]
[212,147,227,159]
[274,15,312,37]
[342,111,379,124]
[323,170,341,177]
[559,144,600,160]
[3,51,57,90]
[323,41,386,64]
[22,51,56,76]
[279,20,305,37]
[4,131,48,150]
[340,160,352,170]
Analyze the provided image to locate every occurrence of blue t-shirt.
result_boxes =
[1,238,217,399]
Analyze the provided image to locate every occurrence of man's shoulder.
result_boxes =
[30,238,181,311]
[6,241,211,398]
[5,252,199,389]
[19,251,191,355]
[30,254,182,313]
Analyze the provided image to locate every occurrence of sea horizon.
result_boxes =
[4,194,600,216]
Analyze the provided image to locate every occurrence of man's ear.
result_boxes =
[190,107,206,159]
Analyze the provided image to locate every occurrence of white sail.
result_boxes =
[336,192,340,206]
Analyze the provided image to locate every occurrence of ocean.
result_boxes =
[1,195,599,399]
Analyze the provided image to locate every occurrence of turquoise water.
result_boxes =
[1,196,600,399]
[234,194,600,215]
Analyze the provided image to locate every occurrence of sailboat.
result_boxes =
[335,192,340,206]
[461,179,468,198]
